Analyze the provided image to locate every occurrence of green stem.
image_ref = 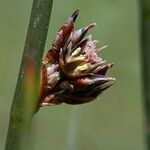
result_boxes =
[5,0,53,149]
[140,0,150,149]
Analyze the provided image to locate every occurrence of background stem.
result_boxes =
[140,0,150,149]
[5,0,53,149]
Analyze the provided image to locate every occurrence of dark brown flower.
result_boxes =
[39,9,115,106]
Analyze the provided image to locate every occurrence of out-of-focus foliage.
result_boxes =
[0,0,147,150]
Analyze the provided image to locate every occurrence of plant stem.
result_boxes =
[140,0,150,149]
[5,0,53,149]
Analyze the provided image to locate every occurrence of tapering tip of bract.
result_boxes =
[81,23,97,36]
[88,23,97,28]
[71,9,80,21]
[101,79,116,91]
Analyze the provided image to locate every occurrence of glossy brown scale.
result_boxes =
[60,75,113,92]
[46,9,79,64]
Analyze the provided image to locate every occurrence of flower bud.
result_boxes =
[39,9,115,106]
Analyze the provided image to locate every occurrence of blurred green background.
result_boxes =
[0,0,148,150]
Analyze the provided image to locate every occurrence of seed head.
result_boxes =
[39,9,115,106]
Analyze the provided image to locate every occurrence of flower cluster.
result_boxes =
[39,9,115,106]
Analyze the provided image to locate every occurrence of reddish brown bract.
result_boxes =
[39,9,115,106]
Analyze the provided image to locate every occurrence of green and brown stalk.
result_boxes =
[5,0,53,150]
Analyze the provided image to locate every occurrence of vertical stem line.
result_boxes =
[140,0,150,149]
[5,0,53,149]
